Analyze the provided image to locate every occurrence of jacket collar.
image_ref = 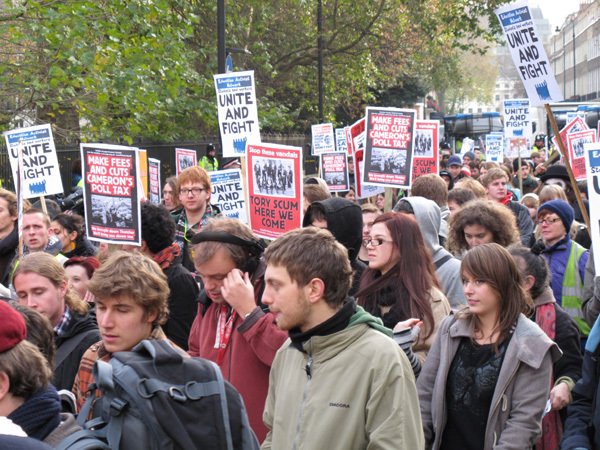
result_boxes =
[533,287,556,308]
[448,313,559,369]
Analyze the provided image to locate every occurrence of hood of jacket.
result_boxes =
[533,286,556,308]
[347,304,393,338]
[398,197,442,257]
[54,309,99,347]
[303,197,362,262]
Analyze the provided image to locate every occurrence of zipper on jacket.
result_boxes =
[294,341,313,450]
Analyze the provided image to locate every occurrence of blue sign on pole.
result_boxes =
[226,55,233,73]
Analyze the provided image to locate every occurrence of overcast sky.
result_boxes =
[531,0,580,31]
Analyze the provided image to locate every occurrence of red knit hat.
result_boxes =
[0,301,27,353]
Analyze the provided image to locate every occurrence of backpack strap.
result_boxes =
[55,329,98,370]
[207,360,234,450]
[54,428,111,450]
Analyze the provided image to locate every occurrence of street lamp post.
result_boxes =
[218,0,226,74]
[317,0,324,124]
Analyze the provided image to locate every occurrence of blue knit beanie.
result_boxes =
[537,199,573,231]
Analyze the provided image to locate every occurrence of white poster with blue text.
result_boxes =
[584,143,600,270]
[4,123,64,199]
[214,70,261,157]
[335,128,348,153]
[210,169,248,223]
[503,99,532,138]
[485,134,504,162]
[495,1,563,106]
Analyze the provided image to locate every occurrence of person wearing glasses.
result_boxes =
[173,166,220,272]
[537,199,590,348]
[356,212,451,375]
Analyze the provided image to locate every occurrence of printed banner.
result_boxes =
[584,143,600,270]
[503,99,532,137]
[495,1,563,106]
[349,118,365,158]
[214,70,261,157]
[412,120,439,183]
[335,128,348,153]
[485,134,504,162]
[148,158,161,204]
[81,144,141,245]
[311,123,335,155]
[364,107,415,188]
[246,143,302,239]
[210,169,248,223]
[320,152,349,192]
[175,148,197,176]
[4,124,64,198]
[567,130,596,181]
[557,117,589,151]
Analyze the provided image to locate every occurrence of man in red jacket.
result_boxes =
[187,217,288,443]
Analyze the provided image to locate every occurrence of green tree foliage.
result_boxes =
[0,0,506,141]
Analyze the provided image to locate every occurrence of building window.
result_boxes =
[505,94,510,99]
[468,108,473,113]
[495,95,500,101]
[477,108,482,113]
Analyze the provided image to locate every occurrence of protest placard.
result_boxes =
[558,116,589,150]
[584,143,600,270]
[139,150,148,199]
[4,124,64,198]
[81,144,141,245]
[175,148,197,176]
[412,120,439,183]
[214,70,261,157]
[210,169,247,223]
[246,143,302,239]
[495,1,563,106]
[503,99,532,137]
[364,107,415,188]
[345,126,354,156]
[354,149,385,199]
[148,158,161,204]
[349,118,365,157]
[485,134,504,162]
[505,137,529,159]
[567,130,596,181]
[320,152,349,192]
[335,128,348,153]
[460,138,474,155]
[311,123,335,155]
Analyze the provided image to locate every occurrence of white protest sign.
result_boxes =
[311,123,335,155]
[584,143,600,270]
[503,99,532,137]
[460,138,474,155]
[335,128,348,153]
[485,134,504,162]
[210,169,248,223]
[495,1,563,106]
[4,124,64,198]
[148,158,161,204]
[214,70,261,157]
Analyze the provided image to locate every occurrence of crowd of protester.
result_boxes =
[0,135,599,449]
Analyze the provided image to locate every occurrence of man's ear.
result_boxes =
[306,278,325,305]
[0,372,10,402]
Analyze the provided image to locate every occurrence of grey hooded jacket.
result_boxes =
[397,197,465,308]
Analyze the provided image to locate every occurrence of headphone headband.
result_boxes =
[190,231,263,257]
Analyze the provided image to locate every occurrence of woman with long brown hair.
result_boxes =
[418,243,561,449]
[356,212,451,372]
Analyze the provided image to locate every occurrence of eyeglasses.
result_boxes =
[537,217,561,226]
[179,187,206,196]
[362,238,393,247]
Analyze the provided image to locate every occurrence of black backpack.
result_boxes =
[57,339,259,450]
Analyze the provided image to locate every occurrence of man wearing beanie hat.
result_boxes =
[0,301,80,446]
[511,158,538,195]
[538,199,590,341]
[446,155,463,182]
[462,151,475,164]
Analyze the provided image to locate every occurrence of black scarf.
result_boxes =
[8,383,61,440]
[289,299,356,352]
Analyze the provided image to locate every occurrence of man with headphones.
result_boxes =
[187,217,288,444]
